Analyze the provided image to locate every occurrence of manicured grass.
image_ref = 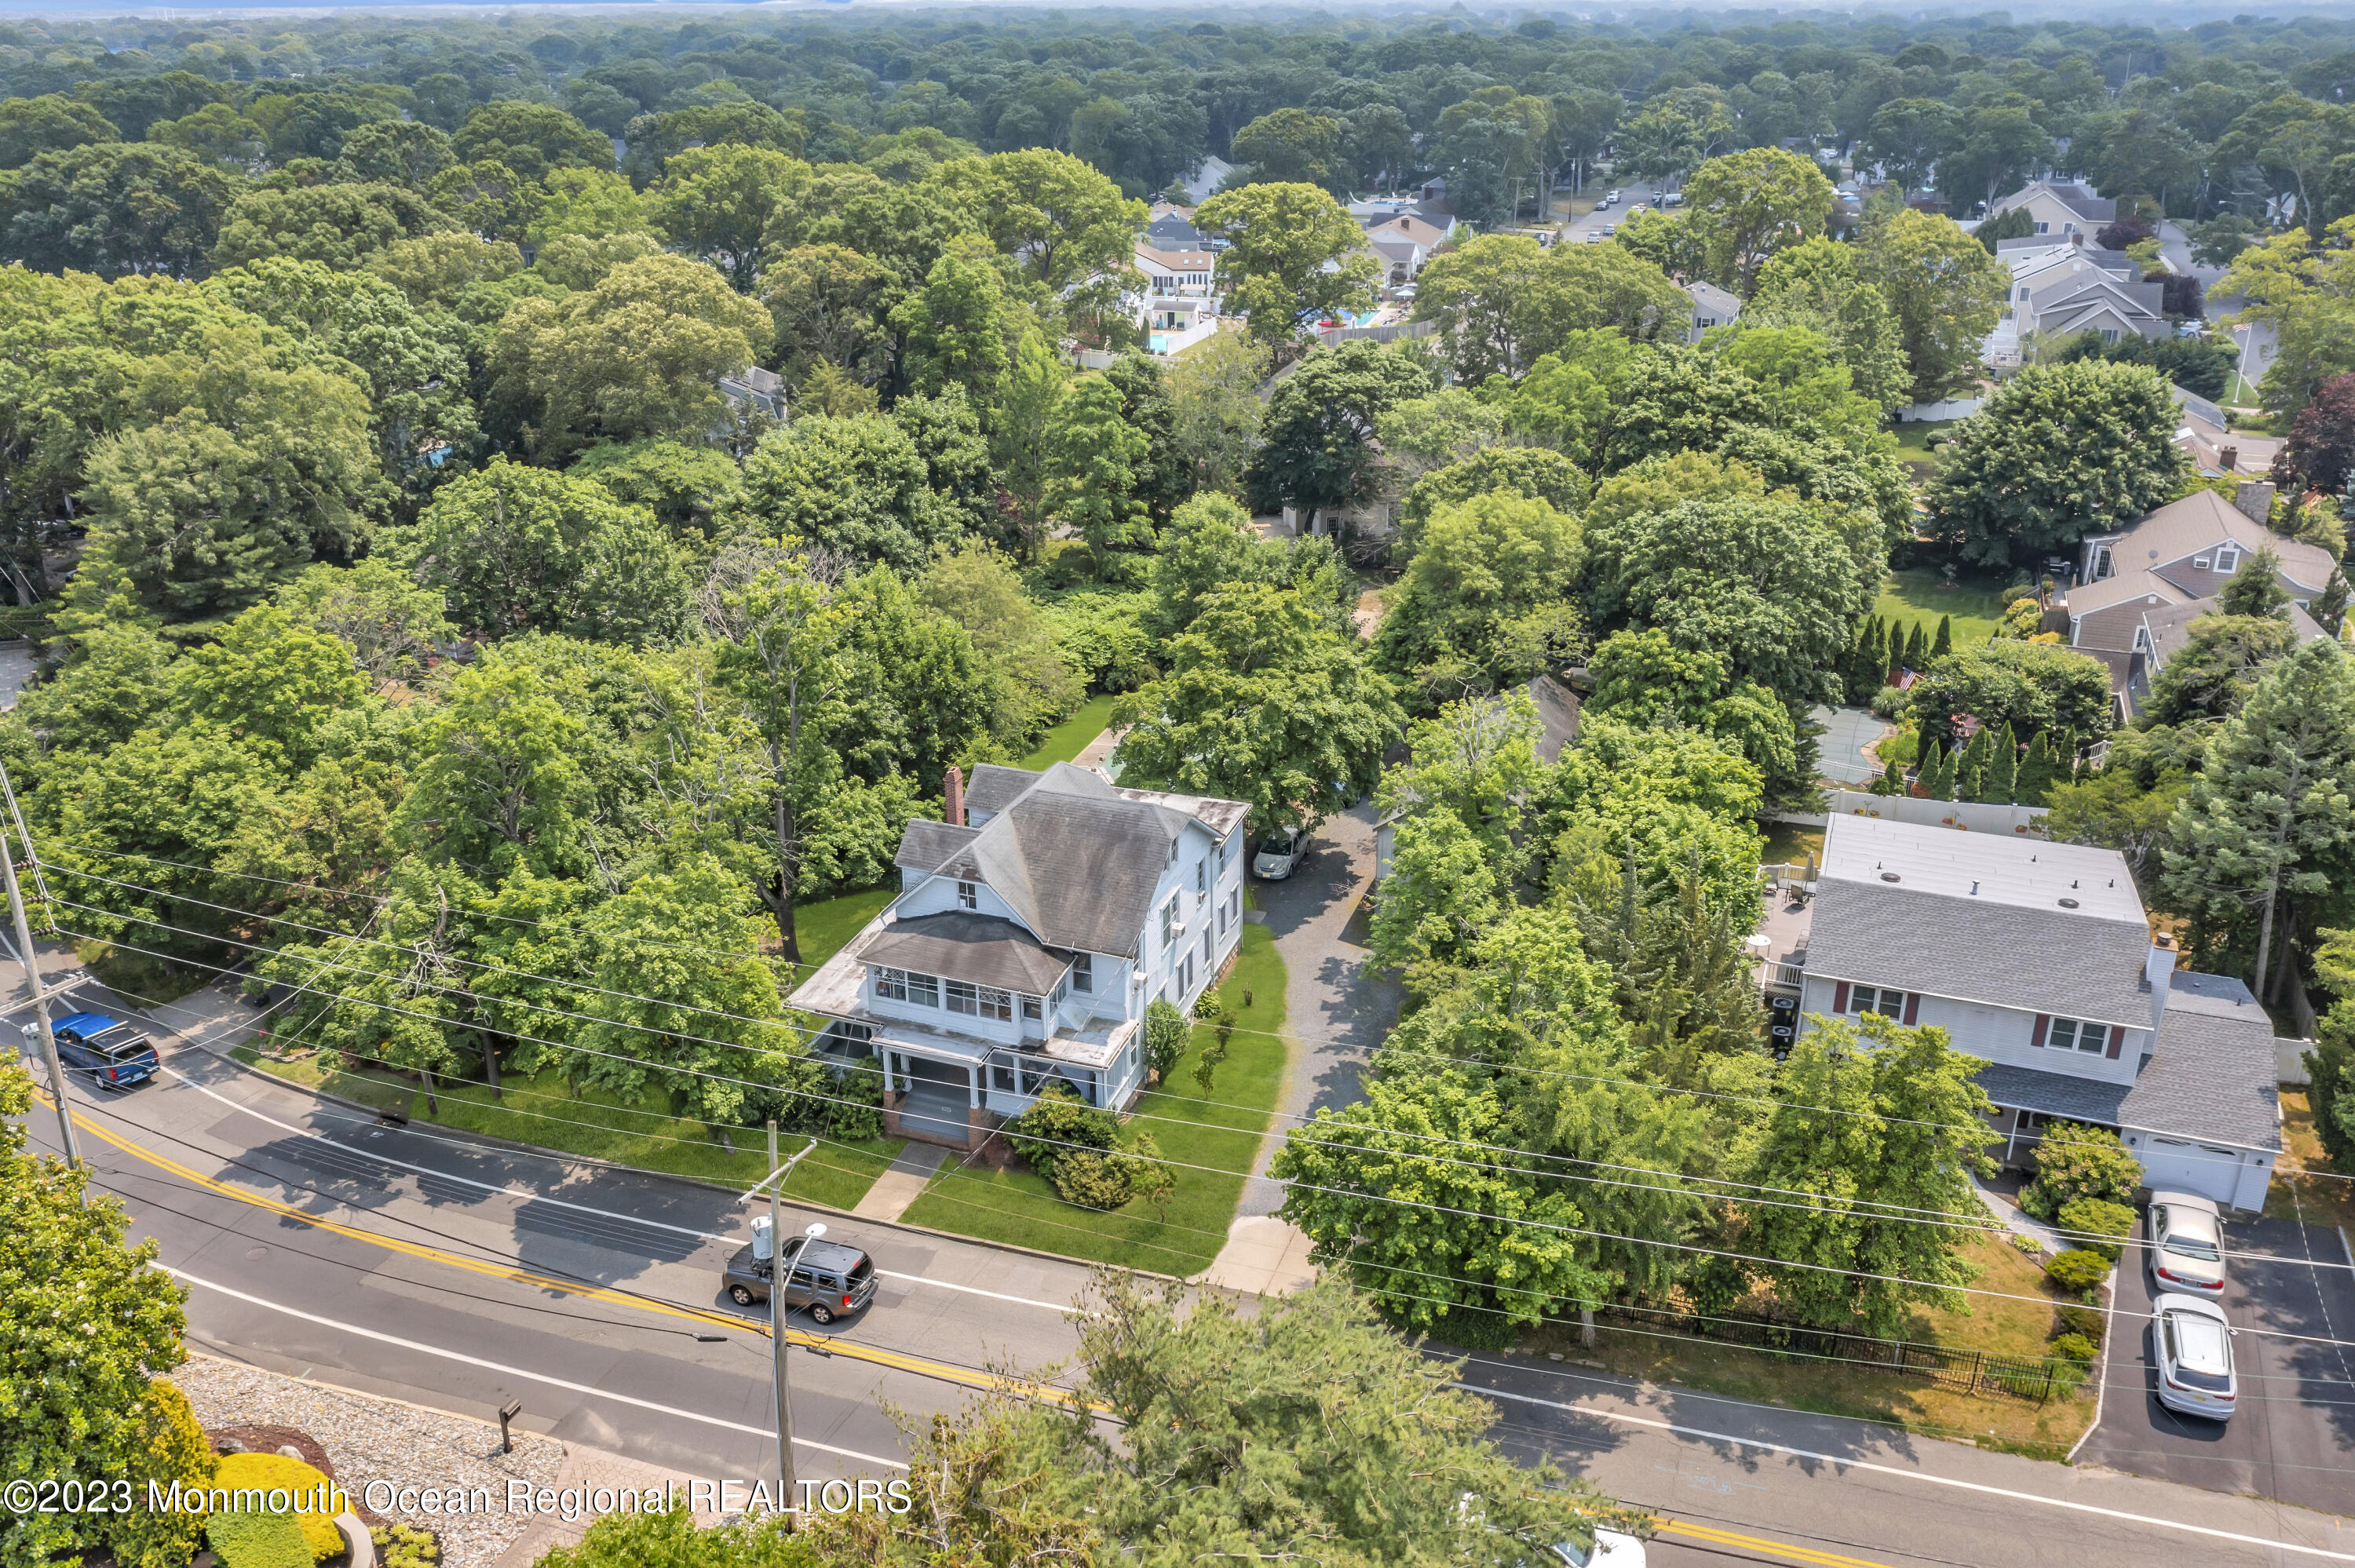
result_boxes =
[1887,418,1956,464]
[780,887,895,985]
[1874,568,2010,651]
[78,940,216,1007]
[1526,1234,2097,1458]
[897,922,1288,1275]
[232,1048,900,1209]
[1758,822,1824,869]
[1020,694,1119,769]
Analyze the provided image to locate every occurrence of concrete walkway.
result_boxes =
[1974,1178,2066,1255]
[852,1140,948,1223]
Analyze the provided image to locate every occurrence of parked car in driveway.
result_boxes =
[1253,826,1309,880]
[24,1012,157,1089]
[2152,1292,2238,1421]
[2146,1191,2226,1296]
[723,1237,878,1324]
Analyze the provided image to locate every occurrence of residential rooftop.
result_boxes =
[1820,811,2145,924]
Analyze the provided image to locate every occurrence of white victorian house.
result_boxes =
[789,761,1248,1149]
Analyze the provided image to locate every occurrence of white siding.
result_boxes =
[897,873,1022,924]
[1798,980,2149,1087]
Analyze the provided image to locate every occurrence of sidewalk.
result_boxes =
[852,1141,948,1222]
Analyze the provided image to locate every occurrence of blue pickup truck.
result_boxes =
[24,1012,159,1089]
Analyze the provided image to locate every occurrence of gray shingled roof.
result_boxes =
[2120,972,2282,1151]
[1974,1062,2130,1126]
[896,819,979,874]
[1806,877,2155,1026]
[859,912,1075,995]
[966,763,1042,819]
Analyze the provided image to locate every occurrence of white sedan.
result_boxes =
[2146,1191,2226,1296]
[2152,1292,2238,1422]
[1554,1527,1646,1565]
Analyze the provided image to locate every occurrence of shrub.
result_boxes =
[1143,997,1190,1081]
[1002,1085,1116,1185]
[100,1380,216,1568]
[374,1523,441,1568]
[2055,1304,2105,1345]
[1192,986,1223,1020]
[207,1510,315,1568]
[2057,1197,2136,1260]
[1129,1131,1175,1220]
[1053,1147,1136,1209]
[2049,1331,2098,1363]
[2021,1121,2143,1219]
[210,1453,345,1563]
[823,1055,885,1141]
[2007,1231,2043,1256]
[2044,1248,2112,1299]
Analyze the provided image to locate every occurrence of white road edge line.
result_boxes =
[165,1264,907,1470]
[155,1062,1079,1316]
[1462,1382,2355,1563]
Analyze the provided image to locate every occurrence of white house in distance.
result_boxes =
[789,761,1248,1150]
[1129,242,1222,357]
[1781,810,2280,1211]
[1684,280,1742,344]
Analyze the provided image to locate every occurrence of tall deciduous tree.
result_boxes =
[1042,374,1150,574]
[1678,147,1835,297]
[1853,208,2006,403]
[1926,361,2192,566]
[644,144,809,292]
[1194,181,1378,350]
[1114,582,1402,837]
[1247,340,1433,530]
[0,141,241,278]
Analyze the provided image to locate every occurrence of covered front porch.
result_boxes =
[860,1016,1141,1152]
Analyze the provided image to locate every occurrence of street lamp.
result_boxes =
[749,1121,823,1523]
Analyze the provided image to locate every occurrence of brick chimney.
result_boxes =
[944,766,964,827]
[2234,480,2275,527]
[2220,444,2240,473]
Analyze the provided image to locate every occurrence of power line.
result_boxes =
[54,920,2355,1352]
[45,862,2345,1231]
[45,841,2344,1190]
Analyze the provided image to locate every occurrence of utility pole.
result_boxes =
[769,1118,794,1519]
[0,803,75,1174]
[754,1121,820,1526]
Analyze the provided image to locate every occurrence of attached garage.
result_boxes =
[2124,1131,2274,1214]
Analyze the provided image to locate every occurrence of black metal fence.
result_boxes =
[1592,1303,2078,1405]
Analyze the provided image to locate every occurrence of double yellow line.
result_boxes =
[49,1092,1088,1412]
[54,1096,1897,1566]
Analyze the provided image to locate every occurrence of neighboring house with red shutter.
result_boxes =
[788,761,1249,1150]
[1782,811,2280,1212]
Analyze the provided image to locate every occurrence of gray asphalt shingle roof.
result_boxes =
[1973,1062,2129,1126]
[1806,877,2156,1026]
[860,911,1075,995]
[896,819,979,874]
[2120,972,2282,1151]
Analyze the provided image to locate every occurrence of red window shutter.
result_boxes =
[2032,1015,2049,1047]
[1833,981,1850,1014]
[2107,1024,2126,1059]
[1902,993,1921,1026]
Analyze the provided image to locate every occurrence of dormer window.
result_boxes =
[2214,545,2241,574]
[1071,954,1093,994]
[958,880,978,910]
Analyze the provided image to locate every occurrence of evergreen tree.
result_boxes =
[1875,753,1904,796]
[2319,568,2350,636]
[1955,724,1993,801]
[1985,721,2020,804]
[1865,617,1889,688]
[1902,621,1927,671]
[2015,731,2057,806]
[1847,618,1876,700]
[1933,614,1952,659]
[2160,638,2355,995]
[1922,738,1956,800]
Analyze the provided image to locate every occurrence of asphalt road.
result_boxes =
[1561,180,1663,243]
[13,975,2355,1566]
[2078,1221,2355,1515]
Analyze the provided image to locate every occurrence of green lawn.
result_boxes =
[233,1047,900,1209]
[1887,418,1956,463]
[1758,822,1824,869]
[1020,694,1119,769]
[1875,568,2011,651]
[898,922,1288,1275]
[779,887,895,987]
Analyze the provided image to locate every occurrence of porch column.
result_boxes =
[881,1052,895,1096]
[968,1064,980,1110]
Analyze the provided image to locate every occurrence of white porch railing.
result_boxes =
[1764,961,1806,992]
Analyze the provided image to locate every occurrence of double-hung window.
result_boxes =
[2046,1016,2103,1053]
[957,880,978,910]
[1161,895,1179,952]
[978,986,1014,1023]
[878,968,938,1008]
[875,967,911,1002]
[1071,954,1092,994]
[1196,859,1207,904]
[946,980,980,1016]
[2214,545,2241,574]
[1846,986,1908,1019]
[1021,994,1042,1020]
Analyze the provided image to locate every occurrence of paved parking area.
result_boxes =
[2076,1215,2355,1516]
